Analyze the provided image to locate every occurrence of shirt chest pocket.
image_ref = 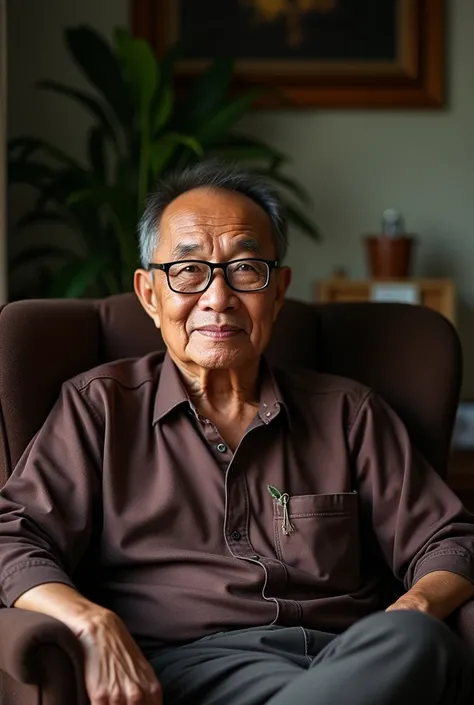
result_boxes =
[273,492,360,592]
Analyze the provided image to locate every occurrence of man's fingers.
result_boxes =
[142,677,163,705]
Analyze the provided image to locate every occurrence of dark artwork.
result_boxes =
[178,0,397,62]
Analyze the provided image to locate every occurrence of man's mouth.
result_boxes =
[195,325,242,340]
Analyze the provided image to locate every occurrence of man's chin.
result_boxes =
[187,345,250,370]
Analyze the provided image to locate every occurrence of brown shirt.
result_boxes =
[1,351,474,652]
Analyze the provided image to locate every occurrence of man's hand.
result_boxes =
[75,609,162,705]
[385,570,474,621]
[14,583,162,705]
[385,593,430,614]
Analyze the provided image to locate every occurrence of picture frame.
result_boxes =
[452,402,474,451]
[131,0,446,109]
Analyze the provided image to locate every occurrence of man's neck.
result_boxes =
[178,360,260,413]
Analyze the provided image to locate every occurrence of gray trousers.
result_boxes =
[149,611,473,705]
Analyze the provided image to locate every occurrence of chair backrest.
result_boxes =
[0,294,462,485]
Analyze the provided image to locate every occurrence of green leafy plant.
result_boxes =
[8,24,318,299]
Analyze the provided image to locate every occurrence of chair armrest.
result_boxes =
[0,608,88,704]
[447,597,474,662]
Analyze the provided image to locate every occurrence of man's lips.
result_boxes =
[195,325,242,339]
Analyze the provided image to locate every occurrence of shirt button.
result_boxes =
[216,443,227,453]
[265,412,271,417]
[231,530,242,541]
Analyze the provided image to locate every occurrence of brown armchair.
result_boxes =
[0,294,472,705]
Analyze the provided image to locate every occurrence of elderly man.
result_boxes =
[0,162,473,705]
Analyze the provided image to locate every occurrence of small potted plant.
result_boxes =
[364,209,416,278]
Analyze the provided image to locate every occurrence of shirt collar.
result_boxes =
[153,352,289,426]
[153,352,189,424]
[256,357,289,426]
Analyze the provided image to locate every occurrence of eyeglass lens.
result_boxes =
[168,260,269,293]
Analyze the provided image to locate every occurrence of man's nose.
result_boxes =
[198,270,238,311]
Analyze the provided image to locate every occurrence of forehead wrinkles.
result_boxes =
[165,210,262,235]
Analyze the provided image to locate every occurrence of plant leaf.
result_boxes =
[45,257,93,298]
[87,126,107,180]
[34,168,90,210]
[197,90,261,143]
[16,210,65,230]
[153,80,173,134]
[114,31,158,217]
[66,185,137,274]
[150,133,203,178]
[65,25,133,132]
[151,43,181,133]
[267,485,282,501]
[9,244,75,269]
[213,132,287,167]
[180,57,234,130]
[149,139,176,178]
[285,203,320,240]
[64,258,105,298]
[8,159,57,187]
[253,169,312,205]
[8,135,82,170]
[115,32,158,114]
[37,80,120,148]
[8,136,48,161]
[208,146,280,163]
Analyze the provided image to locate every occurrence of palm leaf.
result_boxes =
[212,132,287,167]
[65,25,133,133]
[115,31,158,114]
[197,90,261,143]
[9,136,83,170]
[254,169,312,205]
[179,57,234,131]
[64,258,105,298]
[9,244,75,269]
[151,43,181,133]
[285,203,320,240]
[87,126,107,180]
[16,210,65,230]
[37,80,120,148]
[8,25,319,300]
[66,185,137,274]
[150,133,203,178]
[46,257,98,298]
[114,30,159,214]
[8,160,57,188]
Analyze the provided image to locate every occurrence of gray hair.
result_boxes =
[138,160,288,267]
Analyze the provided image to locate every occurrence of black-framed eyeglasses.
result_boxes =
[147,258,279,294]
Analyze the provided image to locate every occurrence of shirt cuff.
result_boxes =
[0,560,75,607]
[411,549,474,588]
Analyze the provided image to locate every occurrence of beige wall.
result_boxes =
[8,0,474,395]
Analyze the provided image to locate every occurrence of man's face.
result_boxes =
[134,187,291,371]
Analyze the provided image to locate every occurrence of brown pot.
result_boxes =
[364,235,416,278]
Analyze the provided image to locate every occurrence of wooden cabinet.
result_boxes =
[316,278,456,324]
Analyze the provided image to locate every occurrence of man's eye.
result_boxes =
[175,264,201,275]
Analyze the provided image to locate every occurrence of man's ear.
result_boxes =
[134,269,161,328]
[273,266,292,321]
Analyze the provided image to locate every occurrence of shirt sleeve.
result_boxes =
[349,390,474,590]
[0,380,103,606]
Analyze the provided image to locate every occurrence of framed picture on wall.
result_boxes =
[131,0,445,109]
